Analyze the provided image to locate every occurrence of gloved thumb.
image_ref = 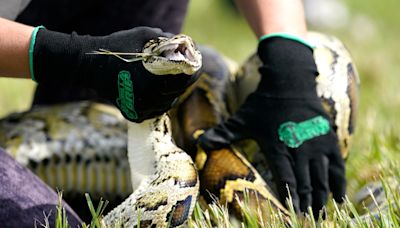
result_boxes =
[198,116,247,152]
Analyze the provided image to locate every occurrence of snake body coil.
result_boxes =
[103,115,199,227]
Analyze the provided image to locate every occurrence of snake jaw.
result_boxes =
[88,34,202,75]
[143,35,202,75]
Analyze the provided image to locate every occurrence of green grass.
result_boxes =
[50,164,400,227]
[0,78,35,117]
[187,166,400,228]
[44,193,110,228]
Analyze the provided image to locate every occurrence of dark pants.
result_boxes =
[0,148,82,228]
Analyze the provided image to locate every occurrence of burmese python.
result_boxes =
[0,32,359,226]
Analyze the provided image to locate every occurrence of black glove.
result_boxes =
[30,26,199,122]
[198,37,346,215]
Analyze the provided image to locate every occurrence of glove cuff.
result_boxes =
[29,26,45,82]
[257,36,319,99]
[259,33,315,49]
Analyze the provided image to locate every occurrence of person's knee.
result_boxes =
[0,148,82,227]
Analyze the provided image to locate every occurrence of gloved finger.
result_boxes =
[198,115,248,152]
[109,27,169,52]
[328,141,346,203]
[309,155,329,217]
[292,148,312,213]
[266,148,300,211]
[133,26,173,40]
[162,31,175,38]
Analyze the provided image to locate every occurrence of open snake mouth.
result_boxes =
[89,34,202,75]
[139,34,202,75]
[160,44,190,61]
[150,35,201,69]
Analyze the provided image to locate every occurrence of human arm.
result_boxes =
[198,0,346,215]
[0,17,33,78]
[234,0,307,38]
[0,19,200,122]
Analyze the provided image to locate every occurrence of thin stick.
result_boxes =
[87,49,153,62]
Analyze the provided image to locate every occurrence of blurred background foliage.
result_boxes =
[0,0,399,198]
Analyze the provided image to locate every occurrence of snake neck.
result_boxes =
[104,113,199,226]
[127,114,173,190]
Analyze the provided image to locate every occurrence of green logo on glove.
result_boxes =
[116,71,138,120]
[278,116,330,148]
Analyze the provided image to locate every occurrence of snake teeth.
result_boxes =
[160,44,188,62]
[159,43,196,63]
[143,34,202,75]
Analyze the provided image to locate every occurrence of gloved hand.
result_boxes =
[198,36,346,215]
[30,26,199,122]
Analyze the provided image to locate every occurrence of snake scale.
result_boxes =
[0,32,359,226]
